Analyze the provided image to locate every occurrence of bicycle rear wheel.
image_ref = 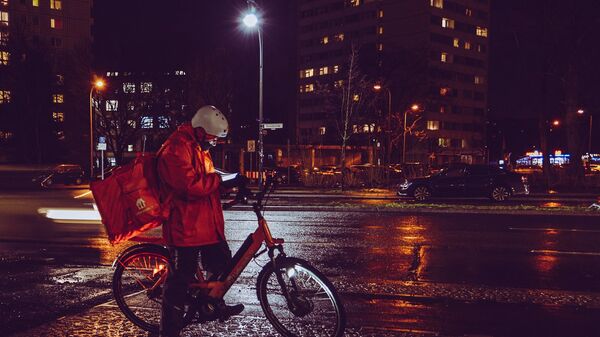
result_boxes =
[256,257,346,337]
[112,245,169,333]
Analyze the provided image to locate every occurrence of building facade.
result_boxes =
[0,0,92,163]
[297,0,490,164]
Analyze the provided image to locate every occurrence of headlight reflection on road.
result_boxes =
[38,204,101,223]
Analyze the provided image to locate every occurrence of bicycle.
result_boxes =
[111,176,346,337]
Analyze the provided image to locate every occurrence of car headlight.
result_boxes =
[400,180,412,189]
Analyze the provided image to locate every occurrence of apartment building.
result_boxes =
[297,0,490,164]
[0,0,92,162]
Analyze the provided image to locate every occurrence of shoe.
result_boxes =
[217,302,245,322]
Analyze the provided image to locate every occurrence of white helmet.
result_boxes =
[191,105,229,138]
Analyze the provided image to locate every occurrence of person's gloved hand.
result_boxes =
[220,173,248,191]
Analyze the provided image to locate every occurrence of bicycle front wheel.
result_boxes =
[256,257,346,337]
[112,245,169,333]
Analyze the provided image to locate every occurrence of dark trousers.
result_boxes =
[159,241,231,337]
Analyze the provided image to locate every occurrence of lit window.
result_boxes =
[319,126,326,135]
[106,71,119,77]
[352,125,359,133]
[438,138,450,147]
[427,121,440,130]
[430,0,443,9]
[439,87,450,96]
[141,116,153,128]
[0,51,8,65]
[440,52,449,63]
[0,31,7,46]
[127,144,134,152]
[439,105,447,113]
[453,38,459,48]
[461,139,468,148]
[32,0,38,6]
[50,0,61,10]
[474,76,485,85]
[334,80,344,88]
[464,41,471,50]
[334,33,344,42]
[50,18,63,29]
[0,11,8,26]
[175,70,186,76]
[52,112,64,122]
[353,94,360,102]
[301,68,314,78]
[0,131,14,139]
[362,124,370,133]
[319,67,329,75]
[321,36,329,44]
[106,100,118,111]
[0,90,10,103]
[127,120,137,128]
[0,0,7,6]
[158,116,169,129]
[377,43,384,51]
[348,0,360,7]
[52,94,64,103]
[55,74,64,85]
[140,82,152,93]
[300,84,314,93]
[378,26,383,35]
[127,101,135,111]
[476,26,488,37]
[465,8,472,16]
[378,10,384,18]
[123,82,136,93]
[333,65,340,73]
[441,18,454,29]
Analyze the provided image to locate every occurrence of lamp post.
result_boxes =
[242,2,265,188]
[373,84,392,164]
[402,104,421,164]
[89,79,105,179]
[577,109,593,154]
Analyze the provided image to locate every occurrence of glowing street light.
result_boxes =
[89,78,106,179]
[241,1,265,188]
[552,120,560,126]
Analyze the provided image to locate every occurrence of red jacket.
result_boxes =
[157,124,224,247]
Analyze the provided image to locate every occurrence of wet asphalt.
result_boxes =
[0,189,599,336]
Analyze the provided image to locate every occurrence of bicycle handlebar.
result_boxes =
[221,174,279,211]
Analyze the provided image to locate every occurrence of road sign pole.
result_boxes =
[101,150,104,180]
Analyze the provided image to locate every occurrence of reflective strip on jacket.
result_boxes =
[157,123,224,247]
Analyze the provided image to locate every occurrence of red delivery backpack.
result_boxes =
[91,152,170,244]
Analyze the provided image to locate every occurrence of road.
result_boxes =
[1,189,600,336]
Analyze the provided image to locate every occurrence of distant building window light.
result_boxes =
[52,94,64,103]
[333,65,340,73]
[50,18,63,29]
[465,8,472,16]
[140,82,152,93]
[123,82,136,93]
[0,90,10,103]
[175,70,186,76]
[32,0,38,6]
[334,33,344,42]
[353,94,360,102]
[464,41,472,50]
[127,119,136,128]
[0,11,8,26]
[440,52,449,63]
[378,26,384,35]
[334,79,344,88]
[461,139,468,148]
[52,112,64,122]
[158,116,169,129]
[301,68,314,78]
[441,18,454,29]
[319,67,329,75]
[439,87,450,96]
[0,0,7,6]
[55,74,64,85]
[106,100,118,111]
[127,101,135,111]
[430,0,443,9]
[453,38,459,48]
[439,105,447,113]
[438,138,450,147]
[321,36,329,44]
[377,43,384,51]
[427,121,440,130]
[474,76,485,85]
[0,131,14,139]
[300,83,314,93]
[378,10,384,18]
[50,0,61,10]
[319,126,326,135]
[106,71,119,77]
[0,51,9,65]
[127,144,134,152]
[476,26,488,37]
[348,0,360,7]
[0,31,8,46]
[141,116,153,129]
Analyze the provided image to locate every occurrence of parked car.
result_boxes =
[317,165,342,175]
[33,164,85,187]
[398,164,529,202]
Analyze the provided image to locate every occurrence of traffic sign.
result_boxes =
[261,123,283,130]
[247,140,256,153]
[98,136,106,144]
[97,143,107,151]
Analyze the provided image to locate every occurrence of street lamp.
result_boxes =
[403,104,421,164]
[577,109,593,154]
[242,1,265,188]
[89,79,105,179]
[373,83,392,164]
